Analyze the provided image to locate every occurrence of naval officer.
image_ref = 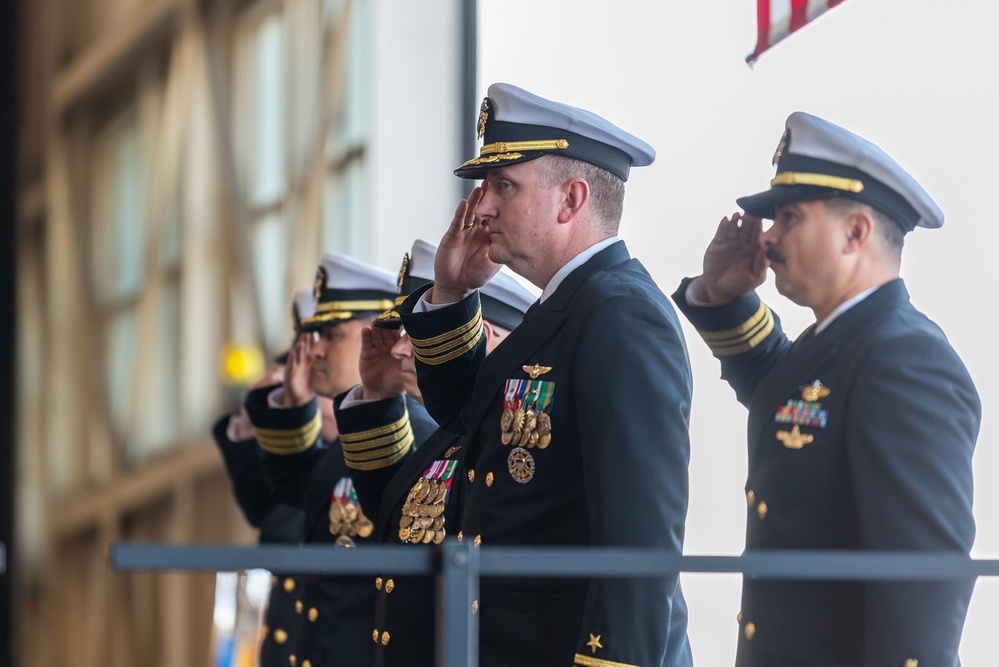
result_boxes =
[211,289,321,666]
[332,238,534,667]
[399,83,694,667]
[245,252,437,667]
[673,112,980,667]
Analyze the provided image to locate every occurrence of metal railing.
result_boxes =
[109,541,999,667]
[0,542,5,574]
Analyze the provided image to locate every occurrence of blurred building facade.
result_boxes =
[12,0,473,664]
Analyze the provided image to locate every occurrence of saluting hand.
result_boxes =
[282,332,317,408]
[700,212,769,304]
[358,326,406,401]
[430,181,501,304]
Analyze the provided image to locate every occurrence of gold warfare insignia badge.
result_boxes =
[772,128,790,166]
[800,380,830,402]
[313,266,327,302]
[776,424,814,450]
[396,252,410,291]
[477,97,490,140]
[522,363,552,379]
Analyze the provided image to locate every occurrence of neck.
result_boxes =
[810,271,897,324]
[531,228,612,288]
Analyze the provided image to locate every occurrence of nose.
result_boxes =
[762,223,779,247]
[311,333,327,359]
[476,180,498,220]
[391,332,413,360]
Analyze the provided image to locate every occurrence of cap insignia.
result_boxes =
[772,129,790,166]
[313,266,327,302]
[396,252,410,291]
[800,380,830,401]
[477,98,490,140]
[522,363,552,379]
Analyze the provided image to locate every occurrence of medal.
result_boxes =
[499,378,556,452]
[329,477,372,540]
[508,446,536,484]
[398,460,458,543]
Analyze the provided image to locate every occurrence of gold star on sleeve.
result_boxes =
[586,633,603,653]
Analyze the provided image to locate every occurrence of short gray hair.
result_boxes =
[535,155,626,233]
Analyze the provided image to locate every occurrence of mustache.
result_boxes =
[765,246,785,265]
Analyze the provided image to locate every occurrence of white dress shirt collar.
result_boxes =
[540,236,619,303]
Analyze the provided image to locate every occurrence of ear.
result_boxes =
[557,178,590,224]
[843,208,874,253]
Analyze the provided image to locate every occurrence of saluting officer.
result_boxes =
[211,289,320,666]
[245,253,437,667]
[673,112,980,667]
[331,238,534,667]
[399,83,694,667]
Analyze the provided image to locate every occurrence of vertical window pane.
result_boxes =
[251,16,287,206]
[324,0,367,159]
[111,124,146,300]
[107,310,137,441]
[128,282,180,465]
[159,201,181,268]
[322,158,364,257]
[252,212,288,352]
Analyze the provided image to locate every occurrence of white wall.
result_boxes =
[366,0,469,269]
[478,1,999,664]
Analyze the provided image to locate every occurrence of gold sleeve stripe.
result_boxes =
[341,425,410,454]
[696,302,769,340]
[255,411,322,455]
[409,306,482,347]
[414,332,481,365]
[412,311,483,366]
[340,411,411,442]
[574,654,640,667]
[693,301,774,357]
[344,432,414,471]
[340,410,414,470]
[413,320,482,361]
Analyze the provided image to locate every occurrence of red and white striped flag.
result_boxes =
[747,0,849,65]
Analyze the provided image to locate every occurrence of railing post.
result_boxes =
[437,539,478,667]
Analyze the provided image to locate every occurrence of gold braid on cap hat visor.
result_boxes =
[459,139,569,169]
[301,298,396,326]
[771,172,865,193]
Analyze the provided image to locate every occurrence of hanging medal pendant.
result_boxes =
[508,446,536,484]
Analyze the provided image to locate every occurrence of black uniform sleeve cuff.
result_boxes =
[333,393,414,471]
[399,284,485,367]
[672,277,775,357]
[244,384,321,455]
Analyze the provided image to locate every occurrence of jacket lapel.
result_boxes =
[464,241,633,433]
[750,279,910,446]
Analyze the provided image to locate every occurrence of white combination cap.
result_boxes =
[455,82,655,182]
[300,252,397,329]
[737,111,943,231]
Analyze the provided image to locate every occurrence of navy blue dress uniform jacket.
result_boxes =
[245,387,437,667]
[399,241,694,667]
[333,390,465,667]
[673,278,980,667]
[211,415,303,667]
